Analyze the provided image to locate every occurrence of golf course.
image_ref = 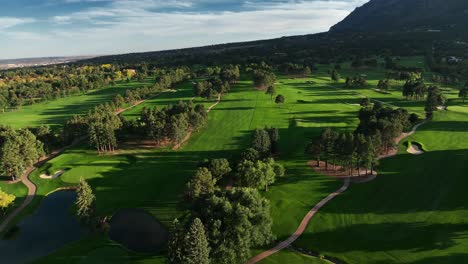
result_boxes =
[0,54,466,264]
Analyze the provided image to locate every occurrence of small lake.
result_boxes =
[0,190,88,264]
[108,208,168,253]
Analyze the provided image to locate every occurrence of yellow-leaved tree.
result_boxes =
[0,190,16,214]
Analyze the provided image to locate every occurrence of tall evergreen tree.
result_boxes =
[459,85,467,103]
[251,129,271,155]
[168,219,184,264]
[183,218,210,264]
[186,168,217,199]
[331,69,341,82]
[75,177,96,222]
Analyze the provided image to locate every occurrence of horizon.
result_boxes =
[0,0,368,60]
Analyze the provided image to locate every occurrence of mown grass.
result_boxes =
[0,78,152,225]
[292,108,468,263]
[2,59,466,263]
[0,79,152,130]
[253,249,329,264]
[32,74,360,263]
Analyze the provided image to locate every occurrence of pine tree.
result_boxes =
[459,86,467,103]
[168,219,184,264]
[251,129,271,155]
[76,177,95,222]
[331,69,340,82]
[182,218,210,264]
[186,168,217,199]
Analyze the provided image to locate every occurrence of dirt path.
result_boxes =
[173,94,221,150]
[246,178,350,264]
[246,121,428,263]
[0,93,164,234]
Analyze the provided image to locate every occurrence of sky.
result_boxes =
[0,0,368,59]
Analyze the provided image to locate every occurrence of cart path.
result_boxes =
[246,178,350,264]
[246,121,428,263]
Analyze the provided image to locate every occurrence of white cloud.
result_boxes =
[0,17,36,30]
[1,0,368,58]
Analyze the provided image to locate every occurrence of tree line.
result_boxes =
[345,75,368,88]
[402,79,427,100]
[193,65,240,99]
[0,64,190,112]
[0,64,132,110]
[0,126,45,181]
[278,63,312,76]
[114,67,189,107]
[139,101,208,145]
[307,102,419,175]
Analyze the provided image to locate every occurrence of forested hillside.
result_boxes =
[330,0,468,33]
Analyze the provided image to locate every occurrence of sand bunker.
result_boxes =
[40,170,65,179]
[407,143,424,155]
[437,106,447,111]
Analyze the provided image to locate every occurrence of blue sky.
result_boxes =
[0,0,368,59]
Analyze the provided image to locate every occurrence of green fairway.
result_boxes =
[2,61,465,263]
[0,79,152,129]
[31,73,361,262]
[121,80,221,120]
[255,249,329,264]
[292,107,468,263]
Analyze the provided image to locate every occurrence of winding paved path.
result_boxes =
[246,121,428,263]
[0,92,166,234]
[246,178,350,264]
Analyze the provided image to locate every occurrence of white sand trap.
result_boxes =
[407,144,424,155]
[437,106,447,111]
[40,170,65,179]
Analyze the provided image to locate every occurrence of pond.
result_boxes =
[0,190,88,264]
[108,208,168,253]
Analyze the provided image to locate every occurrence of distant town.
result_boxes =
[0,56,95,69]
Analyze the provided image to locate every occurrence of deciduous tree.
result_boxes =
[0,189,15,214]
[275,94,285,107]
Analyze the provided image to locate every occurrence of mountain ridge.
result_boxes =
[330,0,468,33]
